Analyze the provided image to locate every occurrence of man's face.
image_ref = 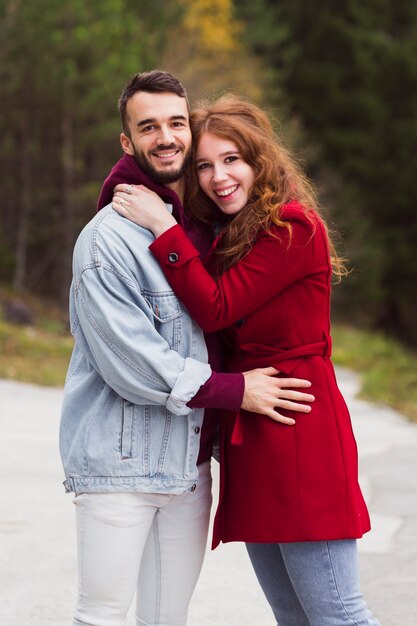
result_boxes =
[120,91,192,185]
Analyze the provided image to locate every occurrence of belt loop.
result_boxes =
[231,413,244,445]
[326,335,332,357]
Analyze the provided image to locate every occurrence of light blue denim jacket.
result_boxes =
[60,205,212,494]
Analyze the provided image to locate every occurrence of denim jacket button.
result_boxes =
[168,252,179,263]
[190,484,197,492]
[194,426,201,434]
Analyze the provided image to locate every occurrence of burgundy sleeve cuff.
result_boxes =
[187,371,244,411]
[149,224,200,267]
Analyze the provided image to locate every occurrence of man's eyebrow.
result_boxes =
[170,115,188,122]
[137,118,156,128]
[136,115,188,128]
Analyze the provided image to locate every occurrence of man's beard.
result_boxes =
[132,143,191,185]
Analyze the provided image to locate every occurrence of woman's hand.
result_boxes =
[112,184,177,237]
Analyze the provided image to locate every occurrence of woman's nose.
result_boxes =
[212,165,228,182]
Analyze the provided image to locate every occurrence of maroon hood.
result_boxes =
[97,153,213,254]
[97,153,187,228]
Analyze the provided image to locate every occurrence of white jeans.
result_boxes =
[73,462,212,626]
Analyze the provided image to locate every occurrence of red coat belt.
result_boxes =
[229,339,332,445]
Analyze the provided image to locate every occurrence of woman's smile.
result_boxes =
[196,133,255,215]
[214,184,239,199]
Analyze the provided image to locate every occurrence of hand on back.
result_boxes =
[242,367,314,425]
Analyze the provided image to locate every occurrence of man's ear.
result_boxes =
[120,132,134,155]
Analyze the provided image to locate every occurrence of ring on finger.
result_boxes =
[125,185,132,194]
[120,198,125,205]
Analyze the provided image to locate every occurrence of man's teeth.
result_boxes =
[216,185,238,197]
[155,151,178,159]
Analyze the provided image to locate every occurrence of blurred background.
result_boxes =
[0,0,416,417]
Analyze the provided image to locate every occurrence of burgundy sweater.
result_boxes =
[97,154,244,464]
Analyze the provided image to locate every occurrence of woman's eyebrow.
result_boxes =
[195,150,239,163]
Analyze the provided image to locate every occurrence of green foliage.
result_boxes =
[2,0,415,350]
[0,283,72,385]
[332,325,417,422]
[0,320,73,386]
[0,0,179,299]
[0,0,261,304]
[236,0,417,343]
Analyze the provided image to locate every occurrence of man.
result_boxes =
[60,71,314,626]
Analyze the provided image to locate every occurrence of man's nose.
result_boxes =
[157,125,175,145]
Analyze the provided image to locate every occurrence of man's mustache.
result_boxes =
[153,143,182,152]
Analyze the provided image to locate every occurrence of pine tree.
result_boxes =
[237,0,417,342]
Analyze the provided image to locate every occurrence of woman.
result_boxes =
[112,95,380,626]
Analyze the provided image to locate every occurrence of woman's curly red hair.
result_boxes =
[186,94,346,278]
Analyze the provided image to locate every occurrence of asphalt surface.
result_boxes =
[1,367,416,625]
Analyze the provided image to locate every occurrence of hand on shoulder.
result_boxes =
[112,184,177,237]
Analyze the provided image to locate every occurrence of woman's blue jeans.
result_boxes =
[246,539,381,626]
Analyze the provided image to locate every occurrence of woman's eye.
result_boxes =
[197,162,211,171]
[225,155,239,164]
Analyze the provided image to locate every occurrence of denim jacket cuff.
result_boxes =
[166,357,212,415]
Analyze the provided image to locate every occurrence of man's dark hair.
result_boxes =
[118,70,189,136]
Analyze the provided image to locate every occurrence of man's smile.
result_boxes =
[151,147,182,161]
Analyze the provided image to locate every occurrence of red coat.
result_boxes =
[150,201,371,547]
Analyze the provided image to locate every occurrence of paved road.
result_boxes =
[1,368,416,625]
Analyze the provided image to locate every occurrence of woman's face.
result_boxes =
[195,132,256,216]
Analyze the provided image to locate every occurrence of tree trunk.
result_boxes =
[59,7,76,309]
[13,122,32,293]
[60,108,75,309]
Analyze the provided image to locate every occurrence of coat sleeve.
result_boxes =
[149,211,327,333]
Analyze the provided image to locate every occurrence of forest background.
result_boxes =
[0,0,416,412]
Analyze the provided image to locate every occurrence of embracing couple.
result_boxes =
[60,71,380,626]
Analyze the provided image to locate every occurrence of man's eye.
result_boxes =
[172,122,185,128]
[142,125,156,132]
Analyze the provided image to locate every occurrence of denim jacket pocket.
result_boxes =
[143,290,182,350]
[121,400,134,459]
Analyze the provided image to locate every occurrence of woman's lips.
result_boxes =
[214,184,239,199]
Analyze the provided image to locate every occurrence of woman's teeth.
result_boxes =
[216,185,238,197]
